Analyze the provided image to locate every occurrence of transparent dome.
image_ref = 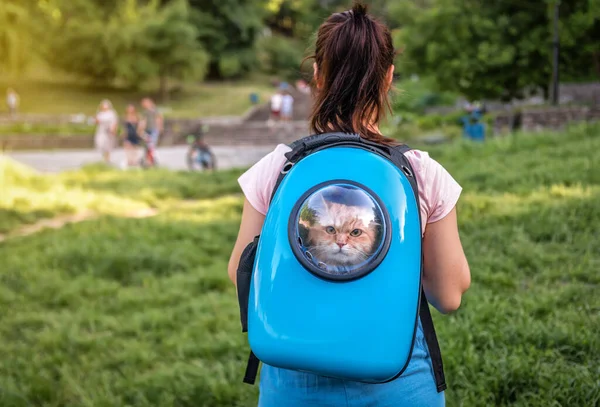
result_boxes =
[294,183,386,277]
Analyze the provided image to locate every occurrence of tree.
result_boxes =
[395,0,599,101]
[44,0,208,100]
[188,0,264,79]
[143,0,209,101]
[0,1,34,75]
[557,0,600,81]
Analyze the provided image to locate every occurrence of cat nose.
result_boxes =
[337,243,346,249]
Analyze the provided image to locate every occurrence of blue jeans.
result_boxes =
[145,129,160,146]
[258,321,444,407]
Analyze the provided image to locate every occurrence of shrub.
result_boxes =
[256,34,305,80]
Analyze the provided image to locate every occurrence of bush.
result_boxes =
[256,34,305,79]
[217,49,258,79]
[392,76,459,114]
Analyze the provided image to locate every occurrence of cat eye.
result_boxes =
[350,229,362,237]
[325,226,336,234]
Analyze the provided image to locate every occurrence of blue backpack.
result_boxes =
[236,133,446,392]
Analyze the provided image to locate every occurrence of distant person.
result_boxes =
[195,137,217,172]
[186,124,216,171]
[281,91,294,122]
[140,97,163,148]
[6,88,19,117]
[94,99,118,163]
[269,90,283,125]
[295,79,310,95]
[122,104,141,168]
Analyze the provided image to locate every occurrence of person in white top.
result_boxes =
[270,91,283,124]
[94,99,119,163]
[281,91,294,121]
[6,88,19,117]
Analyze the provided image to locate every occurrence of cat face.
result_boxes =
[306,201,378,268]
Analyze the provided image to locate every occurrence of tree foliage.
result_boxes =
[3,0,598,102]
[0,1,36,75]
[44,0,208,98]
[395,0,600,101]
[188,0,264,79]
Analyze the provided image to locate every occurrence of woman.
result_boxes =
[228,3,470,406]
[94,99,118,163]
[6,88,19,117]
[280,90,294,122]
[122,104,141,167]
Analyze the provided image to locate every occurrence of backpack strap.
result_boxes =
[419,289,447,392]
[390,144,447,393]
[243,351,261,385]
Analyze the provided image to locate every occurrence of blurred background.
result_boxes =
[1,0,599,406]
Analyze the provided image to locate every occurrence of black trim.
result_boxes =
[243,351,260,384]
[419,290,447,392]
[287,180,392,282]
[236,236,260,333]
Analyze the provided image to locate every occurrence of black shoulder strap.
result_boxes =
[243,351,260,385]
[419,289,447,392]
[390,144,447,393]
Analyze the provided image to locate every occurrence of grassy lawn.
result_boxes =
[0,123,96,137]
[0,76,274,119]
[1,124,599,406]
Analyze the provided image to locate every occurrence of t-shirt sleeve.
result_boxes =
[421,153,462,223]
[408,150,462,225]
[238,145,290,215]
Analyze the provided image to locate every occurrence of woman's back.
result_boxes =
[228,3,470,405]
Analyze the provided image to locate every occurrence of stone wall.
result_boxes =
[0,121,310,151]
[494,106,600,134]
[560,83,600,105]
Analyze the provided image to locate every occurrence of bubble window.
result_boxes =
[289,181,391,281]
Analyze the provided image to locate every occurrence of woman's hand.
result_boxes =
[227,199,265,285]
[422,207,471,314]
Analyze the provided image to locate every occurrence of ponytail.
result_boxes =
[308,2,396,144]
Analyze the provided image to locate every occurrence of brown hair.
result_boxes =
[308,2,396,144]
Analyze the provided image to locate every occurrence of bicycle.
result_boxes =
[139,135,159,168]
[186,134,216,172]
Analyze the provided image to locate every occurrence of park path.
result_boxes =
[6,145,277,173]
[2,145,275,241]
[0,208,159,243]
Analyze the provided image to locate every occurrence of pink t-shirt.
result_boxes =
[238,144,462,235]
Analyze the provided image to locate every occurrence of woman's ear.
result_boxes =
[387,65,395,91]
[313,62,321,90]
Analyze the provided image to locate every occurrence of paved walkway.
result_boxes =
[7,145,276,173]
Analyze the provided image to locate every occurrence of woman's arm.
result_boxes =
[109,113,118,135]
[227,199,265,285]
[157,112,164,133]
[422,207,471,314]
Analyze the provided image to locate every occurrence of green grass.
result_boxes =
[0,158,244,234]
[1,124,599,406]
[0,76,274,118]
[0,123,95,137]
